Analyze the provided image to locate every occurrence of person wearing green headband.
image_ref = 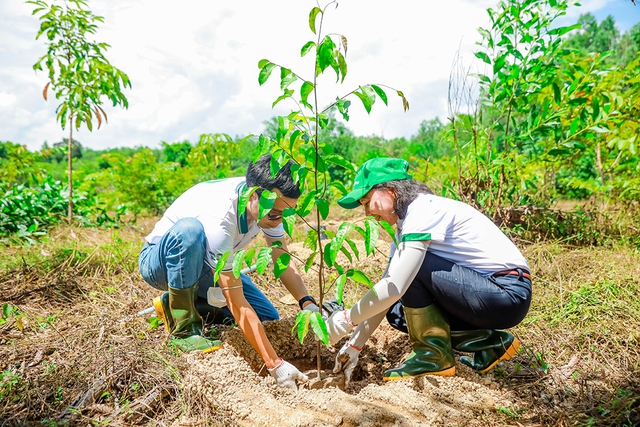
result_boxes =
[327,157,532,385]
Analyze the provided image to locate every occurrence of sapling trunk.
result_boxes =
[68,124,73,224]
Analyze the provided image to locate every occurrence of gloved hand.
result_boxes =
[304,299,345,320]
[326,309,356,345]
[333,341,361,387]
[322,298,344,318]
[268,359,308,390]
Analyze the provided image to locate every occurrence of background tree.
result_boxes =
[29,0,131,223]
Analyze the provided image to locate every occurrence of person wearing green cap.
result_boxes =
[327,157,532,385]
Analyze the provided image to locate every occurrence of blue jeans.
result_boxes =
[386,252,532,332]
[138,217,279,322]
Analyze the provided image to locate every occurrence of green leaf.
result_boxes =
[323,241,334,267]
[256,247,272,274]
[253,134,271,161]
[274,252,290,279]
[354,90,372,114]
[346,269,373,287]
[474,51,491,64]
[304,251,317,272]
[238,186,257,218]
[300,81,314,106]
[378,220,398,246]
[213,251,231,284]
[569,117,580,136]
[552,82,561,104]
[258,61,276,85]
[308,7,322,34]
[334,274,347,304]
[330,222,354,265]
[548,23,580,37]
[316,197,329,220]
[244,247,256,269]
[330,180,348,196]
[309,312,329,344]
[338,52,347,83]
[294,310,311,343]
[280,67,297,90]
[336,97,351,121]
[592,97,600,121]
[232,249,246,278]
[272,89,294,108]
[548,146,570,158]
[371,84,388,106]
[258,190,277,219]
[301,41,316,57]
[364,218,379,256]
[340,246,353,263]
[317,36,337,75]
[281,207,296,237]
[296,190,316,217]
[346,238,360,260]
[325,154,354,172]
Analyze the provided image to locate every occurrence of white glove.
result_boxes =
[305,302,320,313]
[333,342,361,387]
[304,300,344,320]
[326,310,356,345]
[268,359,308,390]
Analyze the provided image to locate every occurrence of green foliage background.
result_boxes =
[2,2,639,246]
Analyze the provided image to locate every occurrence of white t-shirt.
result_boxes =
[145,177,284,272]
[393,194,529,275]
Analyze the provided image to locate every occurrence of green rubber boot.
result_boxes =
[153,286,222,353]
[450,329,520,373]
[383,305,455,381]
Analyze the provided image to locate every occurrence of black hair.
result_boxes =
[246,154,302,199]
[372,180,434,220]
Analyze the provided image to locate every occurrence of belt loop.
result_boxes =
[516,268,523,280]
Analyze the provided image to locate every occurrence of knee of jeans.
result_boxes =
[172,218,207,249]
[259,309,280,322]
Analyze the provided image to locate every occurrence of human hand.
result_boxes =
[326,310,356,345]
[304,299,344,320]
[268,359,309,390]
[333,342,361,387]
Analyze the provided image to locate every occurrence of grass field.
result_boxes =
[0,219,638,426]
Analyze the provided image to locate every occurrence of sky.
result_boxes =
[1,0,638,152]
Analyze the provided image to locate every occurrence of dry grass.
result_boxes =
[0,219,638,426]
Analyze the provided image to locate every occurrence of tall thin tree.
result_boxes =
[29,0,131,223]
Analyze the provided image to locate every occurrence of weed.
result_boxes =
[535,352,550,374]
[146,316,161,330]
[0,368,20,399]
[54,387,64,405]
[0,302,23,326]
[496,405,519,418]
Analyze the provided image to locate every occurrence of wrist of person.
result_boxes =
[267,358,284,372]
[344,309,357,327]
[298,295,317,310]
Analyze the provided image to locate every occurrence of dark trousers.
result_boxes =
[386,252,532,333]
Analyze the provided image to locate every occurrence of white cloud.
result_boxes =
[0,93,17,108]
[0,0,634,151]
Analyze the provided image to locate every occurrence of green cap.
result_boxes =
[338,157,411,209]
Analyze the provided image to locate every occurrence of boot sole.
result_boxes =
[479,337,521,374]
[152,295,172,335]
[383,366,456,381]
